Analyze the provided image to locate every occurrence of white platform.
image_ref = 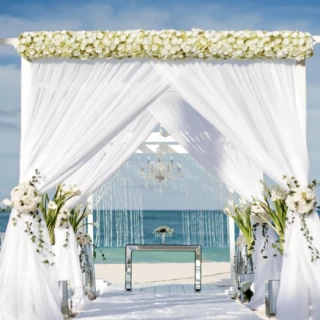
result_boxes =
[76,283,260,319]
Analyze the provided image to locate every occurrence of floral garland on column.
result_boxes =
[2,171,55,265]
[17,30,314,61]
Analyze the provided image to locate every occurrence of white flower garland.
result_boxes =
[17,29,314,61]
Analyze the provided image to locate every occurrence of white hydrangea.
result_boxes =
[286,186,316,215]
[17,30,314,61]
[10,182,41,215]
[76,231,92,246]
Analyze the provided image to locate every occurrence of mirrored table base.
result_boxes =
[125,244,202,291]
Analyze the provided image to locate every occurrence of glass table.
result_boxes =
[125,244,202,291]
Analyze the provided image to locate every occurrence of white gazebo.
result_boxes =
[0,30,319,320]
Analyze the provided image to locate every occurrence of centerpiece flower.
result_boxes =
[153,225,174,244]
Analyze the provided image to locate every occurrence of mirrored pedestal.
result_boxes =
[125,244,202,291]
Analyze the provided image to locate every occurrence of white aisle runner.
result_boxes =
[76,283,260,319]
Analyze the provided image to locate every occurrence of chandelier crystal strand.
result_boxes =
[140,142,183,193]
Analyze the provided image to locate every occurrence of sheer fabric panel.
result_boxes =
[22,59,169,192]
[149,92,262,200]
[0,210,63,320]
[0,59,168,320]
[149,92,281,309]
[66,110,158,207]
[155,60,309,186]
[54,226,90,313]
[155,60,318,319]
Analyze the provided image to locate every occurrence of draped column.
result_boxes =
[0,59,169,320]
[155,59,318,319]
[149,91,282,309]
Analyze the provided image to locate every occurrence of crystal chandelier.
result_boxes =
[140,143,183,193]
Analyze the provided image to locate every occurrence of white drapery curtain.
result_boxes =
[1,57,317,319]
[21,59,169,192]
[53,226,89,313]
[0,59,169,320]
[149,92,282,310]
[247,224,282,310]
[0,210,63,320]
[66,110,158,207]
[149,92,262,200]
[51,111,157,311]
[155,59,319,319]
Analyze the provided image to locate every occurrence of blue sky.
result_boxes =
[0,0,320,209]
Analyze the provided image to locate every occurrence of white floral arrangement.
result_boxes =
[285,178,317,215]
[17,30,314,61]
[2,174,56,265]
[153,225,174,233]
[3,181,41,215]
[236,234,248,247]
[55,207,71,228]
[76,231,92,246]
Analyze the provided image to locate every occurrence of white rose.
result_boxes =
[236,39,244,45]
[48,201,57,210]
[283,38,290,46]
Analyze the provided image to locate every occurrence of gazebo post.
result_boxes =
[20,57,31,172]
[296,60,307,142]
[87,195,94,242]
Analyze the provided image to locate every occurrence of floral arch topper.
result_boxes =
[17,29,314,61]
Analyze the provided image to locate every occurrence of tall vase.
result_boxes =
[235,245,254,274]
[80,244,96,299]
[235,245,254,299]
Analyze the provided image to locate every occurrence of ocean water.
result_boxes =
[0,210,236,263]
[0,211,9,233]
[92,210,235,263]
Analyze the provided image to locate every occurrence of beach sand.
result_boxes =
[95,262,231,284]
